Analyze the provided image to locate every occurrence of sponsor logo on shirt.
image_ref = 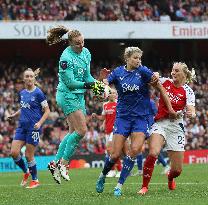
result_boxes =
[20,101,30,109]
[122,83,140,92]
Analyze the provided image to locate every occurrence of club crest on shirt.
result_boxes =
[60,61,68,70]
[31,96,35,101]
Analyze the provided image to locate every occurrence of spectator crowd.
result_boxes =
[0,0,208,22]
[0,59,207,158]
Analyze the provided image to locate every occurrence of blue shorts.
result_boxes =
[113,116,151,138]
[14,126,42,146]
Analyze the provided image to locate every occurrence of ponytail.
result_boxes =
[46,25,69,45]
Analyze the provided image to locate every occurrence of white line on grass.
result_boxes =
[0,182,204,187]
[106,182,203,185]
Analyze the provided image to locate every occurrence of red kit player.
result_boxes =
[139,62,196,195]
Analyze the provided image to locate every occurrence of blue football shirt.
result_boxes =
[107,65,153,117]
[18,87,48,128]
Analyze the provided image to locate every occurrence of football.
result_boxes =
[94,84,111,101]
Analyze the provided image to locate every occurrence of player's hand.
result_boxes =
[149,73,159,86]
[168,109,178,120]
[34,122,41,130]
[6,114,15,121]
[98,68,111,80]
[103,79,109,85]
[91,113,97,119]
[186,110,196,119]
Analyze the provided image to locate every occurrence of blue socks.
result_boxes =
[28,160,37,180]
[102,155,115,176]
[136,153,143,171]
[13,155,27,173]
[118,155,135,185]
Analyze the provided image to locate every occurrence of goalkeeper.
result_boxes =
[46,26,105,184]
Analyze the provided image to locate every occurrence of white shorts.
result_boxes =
[105,132,113,143]
[149,119,185,151]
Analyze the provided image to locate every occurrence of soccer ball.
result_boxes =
[94,85,111,101]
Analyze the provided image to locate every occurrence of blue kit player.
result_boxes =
[8,68,50,188]
[95,47,177,196]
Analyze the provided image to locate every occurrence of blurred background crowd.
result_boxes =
[0,0,208,22]
[0,59,207,157]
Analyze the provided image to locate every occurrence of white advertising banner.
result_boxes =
[0,21,208,39]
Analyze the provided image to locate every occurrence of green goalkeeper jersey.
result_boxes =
[57,46,95,94]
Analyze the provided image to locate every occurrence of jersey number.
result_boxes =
[32,131,40,142]
[178,136,183,144]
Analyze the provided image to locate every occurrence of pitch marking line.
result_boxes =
[106,182,203,185]
[0,182,204,187]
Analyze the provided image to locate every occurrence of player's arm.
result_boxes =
[7,110,20,121]
[59,60,85,89]
[34,101,50,130]
[185,87,196,119]
[92,113,105,121]
[83,52,96,83]
[186,105,196,119]
[59,59,105,94]
[153,82,177,119]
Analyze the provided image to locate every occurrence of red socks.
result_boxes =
[142,155,157,188]
[168,169,181,181]
[116,159,122,171]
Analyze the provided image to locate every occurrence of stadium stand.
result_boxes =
[0,0,207,22]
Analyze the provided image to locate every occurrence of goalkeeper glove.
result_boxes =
[83,81,105,95]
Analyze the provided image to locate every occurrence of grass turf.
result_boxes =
[0,164,207,205]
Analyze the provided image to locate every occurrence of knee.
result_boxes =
[111,152,120,161]
[25,152,34,162]
[76,126,87,137]
[130,146,140,158]
[148,147,161,158]
[11,150,20,159]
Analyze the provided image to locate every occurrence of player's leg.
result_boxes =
[136,153,143,175]
[165,121,185,190]
[114,132,145,196]
[96,134,126,193]
[138,133,164,195]
[167,151,184,190]
[106,138,117,178]
[25,143,40,189]
[158,151,170,175]
[58,110,86,180]
[48,122,73,184]
[11,128,29,186]
[11,140,27,172]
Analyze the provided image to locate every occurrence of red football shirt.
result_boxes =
[102,101,117,134]
[155,78,195,121]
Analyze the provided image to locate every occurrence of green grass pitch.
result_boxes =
[0,164,207,205]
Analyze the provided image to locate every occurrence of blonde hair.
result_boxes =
[46,25,82,46]
[173,62,197,83]
[124,47,143,62]
[23,68,41,87]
